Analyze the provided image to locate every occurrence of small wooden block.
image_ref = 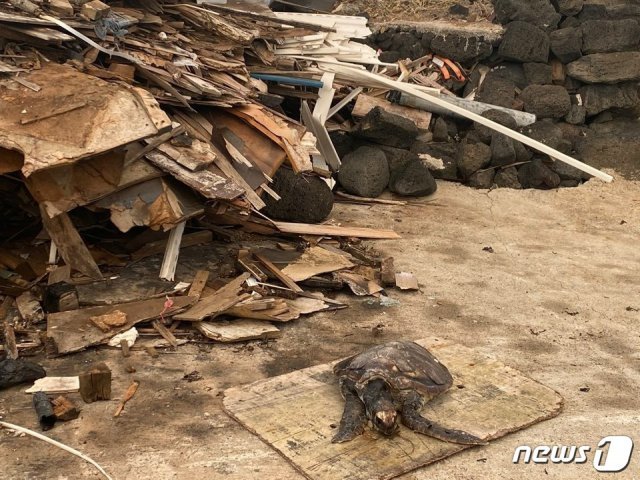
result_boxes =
[79,362,111,403]
[52,395,81,421]
[395,272,419,291]
[81,0,110,20]
[43,282,79,313]
[380,257,396,287]
[120,339,130,357]
[48,0,74,16]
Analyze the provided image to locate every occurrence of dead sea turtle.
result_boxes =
[331,340,486,445]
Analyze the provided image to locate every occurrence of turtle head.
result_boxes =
[362,378,399,436]
[373,407,399,436]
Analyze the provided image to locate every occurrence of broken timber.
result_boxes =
[175,273,251,322]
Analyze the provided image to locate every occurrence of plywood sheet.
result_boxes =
[223,339,563,480]
[47,296,195,354]
[0,63,167,176]
[281,246,354,282]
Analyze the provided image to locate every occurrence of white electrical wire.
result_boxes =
[0,421,113,480]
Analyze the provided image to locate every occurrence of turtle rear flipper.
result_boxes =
[401,410,487,445]
[332,384,367,443]
[401,392,487,446]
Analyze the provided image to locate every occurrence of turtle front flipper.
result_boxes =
[332,382,367,443]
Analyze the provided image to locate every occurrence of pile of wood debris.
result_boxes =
[0,0,422,356]
[0,0,612,357]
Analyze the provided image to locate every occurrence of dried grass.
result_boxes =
[334,0,494,24]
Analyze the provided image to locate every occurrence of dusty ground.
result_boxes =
[1,173,640,480]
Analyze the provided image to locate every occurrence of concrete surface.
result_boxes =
[1,175,639,480]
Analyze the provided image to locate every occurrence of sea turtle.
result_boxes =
[331,340,486,445]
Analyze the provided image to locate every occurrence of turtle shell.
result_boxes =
[333,341,453,399]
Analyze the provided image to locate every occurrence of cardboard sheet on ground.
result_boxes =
[223,339,563,480]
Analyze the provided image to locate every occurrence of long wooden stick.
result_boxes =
[321,64,613,182]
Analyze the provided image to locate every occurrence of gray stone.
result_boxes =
[389,158,438,196]
[553,0,583,16]
[476,74,517,109]
[549,158,591,181]
[378,145,414,175]
[411,142,460,181]
[567,52,640,84]
[494,0,561,32]
[262,168,333,223]
[475,109,518,143]
[575,120,640,180]
[579,83,640,116]
[520,119,566,151]
[430,33,494,64]
[523,63,553,85]
[494,166,523,188]
[391,32,416,51]
[487,63,528,90]
[560,16,581,28]
[549,27,583,64]
[581,19,640,54]
[432,117,449,142]
[329,131,356,159]
[457,141,492,178]
[491,133,517,167]
[514,140,533,162]
[518,158,562,189]
[576,2,606,21]
[498,22,550,63]
[352,107,419,148]
[560,179,580,187]
[338,146,389,198]
[565,104,587,124]
[520,85,571,118]
[590,111,614,124]
[379,50,402,63]
[469,169,496,189]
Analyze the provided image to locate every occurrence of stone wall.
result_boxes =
[361,0,640,189]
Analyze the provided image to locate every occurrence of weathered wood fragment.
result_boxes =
[79,362,111,403]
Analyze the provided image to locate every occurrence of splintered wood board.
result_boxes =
[223,340,563,480]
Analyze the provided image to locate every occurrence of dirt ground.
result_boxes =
[1,172,639,480]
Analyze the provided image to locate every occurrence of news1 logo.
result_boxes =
[513,436,634,473]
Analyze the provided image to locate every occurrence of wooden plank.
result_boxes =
[195,319,281,343]
[159,221,185,282]
[223,340,564,480]
[253,252,303,293]
[25,377,80,394]
[3,318,18,360]
[155,140,217,172]
[47,296,196,354]
[280,246,354,282]
[352,94,432,130]
[273,221,401,239]
[146,150,244,200]
[301,101,340,171]
[175,273,251,322]
[39,208,102,280]
[152,320,178,348]
[187,271,210,299]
